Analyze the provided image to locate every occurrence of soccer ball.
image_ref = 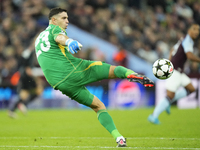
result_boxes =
[152,58,174,79]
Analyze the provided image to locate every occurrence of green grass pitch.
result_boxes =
[0,107,200,150]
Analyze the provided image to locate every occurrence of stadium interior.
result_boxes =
[0,0,200,149]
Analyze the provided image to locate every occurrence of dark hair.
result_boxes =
[187,22,199,30]
[48,7,67,20]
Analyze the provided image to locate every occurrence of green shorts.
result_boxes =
[56,60,111,106]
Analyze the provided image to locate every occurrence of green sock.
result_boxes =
[97,109,122,139]
[114,66,135,79]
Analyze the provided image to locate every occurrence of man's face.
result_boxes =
[189,24,200,40]
[53,12,69,29]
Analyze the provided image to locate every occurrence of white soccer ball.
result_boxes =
[152,58,174,80]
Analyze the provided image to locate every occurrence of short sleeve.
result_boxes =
[51,26,67,41]
[182,35,194,53]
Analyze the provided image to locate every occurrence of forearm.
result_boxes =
[168,48,173,61]
[187,52,200,63]
[189,56,200,63]
[55,34,82,54]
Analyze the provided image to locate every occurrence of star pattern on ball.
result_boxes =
[155,60,164,79]
[163,70,170,78]
[153,59,174,79]
[164,60,171,78]
[155,74,160,79]
[165,60,171,66]
[155,61,162,71]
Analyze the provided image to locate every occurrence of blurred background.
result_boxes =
[0,0,200,111]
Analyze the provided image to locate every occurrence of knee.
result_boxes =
[20,90,29,101]
[93,101,106,111]
[185,83,196,94]
[36,85,43,95]
[189,87,196,93]
[167,91,175,100]
[90,97,106,113]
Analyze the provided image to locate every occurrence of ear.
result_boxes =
[51,17,56,24]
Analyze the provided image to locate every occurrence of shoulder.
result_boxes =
[182,34,194,46]
[50,25,67,35]
[182,34,194,52]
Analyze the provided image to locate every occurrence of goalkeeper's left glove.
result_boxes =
[65,38,82,54]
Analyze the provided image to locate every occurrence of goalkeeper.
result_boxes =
[35,7,154,147]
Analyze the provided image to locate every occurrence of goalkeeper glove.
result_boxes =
[65,38,82,54]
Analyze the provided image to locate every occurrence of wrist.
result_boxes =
[65,38,73,46]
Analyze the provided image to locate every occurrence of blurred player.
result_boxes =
[35,7,154,147]
[8,43,43,118]
[148,23,200,124]
[113,45,127,67]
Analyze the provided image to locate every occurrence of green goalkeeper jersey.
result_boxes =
[35,24,83,88]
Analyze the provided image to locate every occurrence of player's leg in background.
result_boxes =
[149,83,195,125]
[8,89,29,118]
[148,71,195,124]
[23,77,44,107]
[90,96,127,147]
[164,83,195,114]
[170,82,195,104]
[148,90,175,124]
[165,74,195,114]
[148,70,180,124]
[8,78,43,118]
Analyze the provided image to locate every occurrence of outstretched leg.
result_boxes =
[109,66,154,87]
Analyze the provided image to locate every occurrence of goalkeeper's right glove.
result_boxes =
[65,38,82,54]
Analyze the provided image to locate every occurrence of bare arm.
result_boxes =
[55,34,82,54]
[168,48,174,61]
[55,34,69,46]
[186,52,200,63]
